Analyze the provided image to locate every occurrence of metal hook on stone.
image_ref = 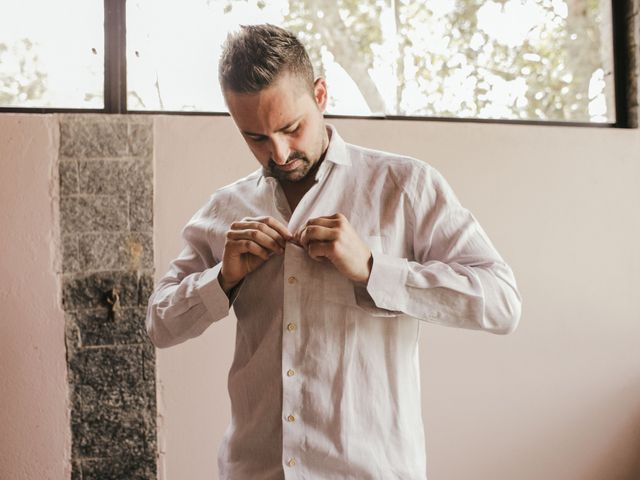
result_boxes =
[105,287,121,321]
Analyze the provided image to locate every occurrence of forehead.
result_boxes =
[225,73,314,133]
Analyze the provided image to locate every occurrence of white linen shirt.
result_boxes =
[146,124,522,480]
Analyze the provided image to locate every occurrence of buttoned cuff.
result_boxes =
[195,263,241,320]
[366,250,409,311]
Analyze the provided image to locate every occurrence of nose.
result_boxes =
[270,136,290,165]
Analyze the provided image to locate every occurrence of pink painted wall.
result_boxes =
[154,115,640,480]
[0,115,71,479]
[1,112,638,480]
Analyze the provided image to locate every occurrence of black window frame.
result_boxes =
[0,0,635,128]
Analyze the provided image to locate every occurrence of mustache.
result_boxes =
[269,152,308,167]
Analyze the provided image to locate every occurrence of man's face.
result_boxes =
[225,72,329,182]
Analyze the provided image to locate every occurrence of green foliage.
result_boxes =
[283,0,388,112]
[280,0,611,121]
[0,38,47,106]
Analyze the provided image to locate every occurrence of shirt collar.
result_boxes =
[322,123,351,168]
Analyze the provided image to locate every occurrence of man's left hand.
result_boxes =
[293,213,372,284]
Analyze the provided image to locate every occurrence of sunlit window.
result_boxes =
[0,0,103,109]
[127,0,615,123]
[0,0,617,123]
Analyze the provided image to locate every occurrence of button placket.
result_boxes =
[282,246,303,473]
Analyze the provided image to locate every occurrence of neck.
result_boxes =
[278,159,321,209]
[279,126,330,210]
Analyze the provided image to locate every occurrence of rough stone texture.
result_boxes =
[68,307,149,347]
[67,344,154,402]
[62,233,81,273]
[71,460,82,480]
[78,232,153,272]
[129,123,153,157]
[59,114,157,479]
[78,159,133,195]
[130,192,154,232]
[62,268,151,311]
[77,158,153,196]
[60,122,129,158]
[59,159,79,196]
[72,414,155,458]
[79,455,156,480]
[60,195,129,233]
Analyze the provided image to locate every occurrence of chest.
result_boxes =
[211,170,415,260]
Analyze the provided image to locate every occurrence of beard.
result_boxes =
[264,123,329,183]
[265,151,315,182]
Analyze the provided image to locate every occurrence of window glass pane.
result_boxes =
[127,0,286,112]
[0,0,103,108]
[127,0,376,114]
[388,0,616,122]
[127,0,615,123]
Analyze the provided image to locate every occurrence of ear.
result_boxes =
[313,77,328,113]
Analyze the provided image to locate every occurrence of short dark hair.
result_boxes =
[218,24,315,95]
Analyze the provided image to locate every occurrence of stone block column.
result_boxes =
[58,114,157,479]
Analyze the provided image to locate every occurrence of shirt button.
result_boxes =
[286,369,295,377]
[287,276,297,285]
[287,414,296,422]
[287,457,296,467]
[287,322,296,332]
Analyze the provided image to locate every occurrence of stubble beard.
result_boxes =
[266,152,314,182]
[264,124,329,183]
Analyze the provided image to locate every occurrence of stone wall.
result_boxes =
[58,114,157,479]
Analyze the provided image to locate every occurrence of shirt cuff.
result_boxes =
[195,263,236,320]
[366,250,408,311]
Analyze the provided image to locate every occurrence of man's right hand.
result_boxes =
[218,216,292,295]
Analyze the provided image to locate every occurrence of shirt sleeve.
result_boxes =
[365,165,522,334]
[146,200,238,348]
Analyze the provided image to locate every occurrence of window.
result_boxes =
[126,0,616,123]
[0,0,633,126]
[0,0,103,109]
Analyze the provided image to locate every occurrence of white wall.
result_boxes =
[154,115,640,480]
[0,115,71,479]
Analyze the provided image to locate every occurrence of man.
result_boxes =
[146,24,521,480]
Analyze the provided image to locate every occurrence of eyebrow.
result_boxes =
[242,115,303,137]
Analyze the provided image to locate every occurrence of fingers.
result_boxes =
[261,216,294,242]
[220,216,292,287]
[294,213,346,243]
[227,228,284,255]
[238,217,292,240]
[297,225,339,249]
[295,214,347,259]
[226,238,271,261]
[302,214,345,229]
[230,216,292,248]
[306,240,338,262]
